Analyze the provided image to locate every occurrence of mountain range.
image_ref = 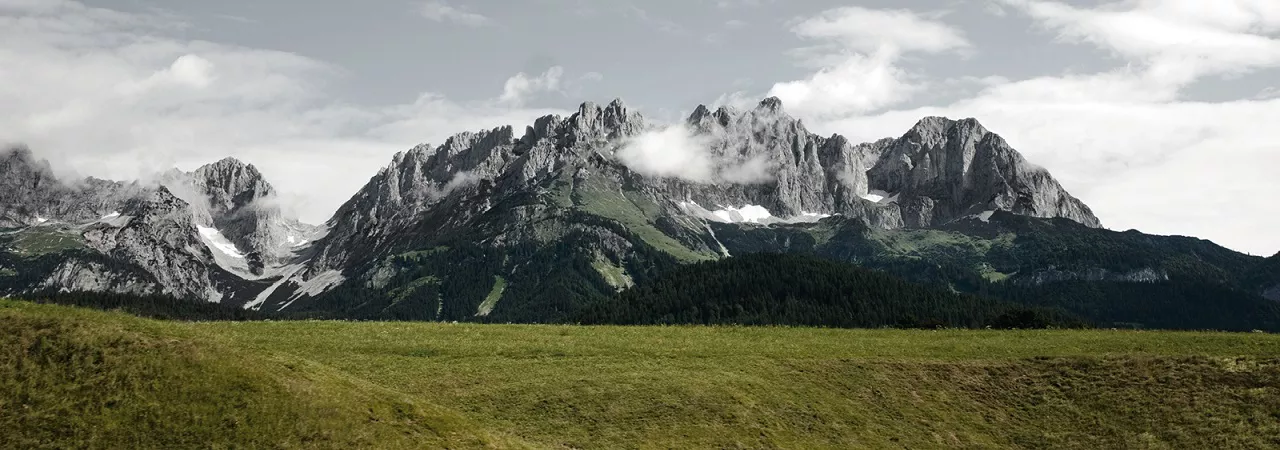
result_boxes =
[2,97,1277,329]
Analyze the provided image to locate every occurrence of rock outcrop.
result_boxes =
[81,187,224,302]
[869,117,1101,228]
[0,146,144,227]
[161,158,319,266]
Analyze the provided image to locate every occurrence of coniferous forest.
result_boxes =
[577,253,1084,329]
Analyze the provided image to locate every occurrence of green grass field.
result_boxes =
[4,299,1280,449]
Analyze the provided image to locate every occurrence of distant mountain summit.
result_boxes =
[871,116,1100,228]
[1,149,318,301]
[161,157,318,269]
[0,146,145,228]
[1,97,1274,330]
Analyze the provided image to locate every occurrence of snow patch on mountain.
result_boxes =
[243,265,304,311]
[680,202,831,225]
[196,225,244,259]
[280,270,345,310]
[712,205,773,223]
[863,190,899,205]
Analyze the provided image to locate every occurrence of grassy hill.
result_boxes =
[4,299,1280,449]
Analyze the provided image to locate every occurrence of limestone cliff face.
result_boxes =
[623,99,1098,230]
[638,98,899,227]
[1,148,315,302]
[309,100,648,274]
[162,158,319,266]
[0,146,144,227]
[869,117,1101,228]
[81,187,224,302]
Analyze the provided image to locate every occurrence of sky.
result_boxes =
[1,0,1278,255]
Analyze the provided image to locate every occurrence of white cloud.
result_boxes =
[0,1,570,225]
[616,126,715,182]
[164,54,216,88]
[767,7,970,119]
[615,124,775,185]
[791,1,1280,255]
[498,66,564,106]
[418,1,492,26]
[1005,0,1280,87]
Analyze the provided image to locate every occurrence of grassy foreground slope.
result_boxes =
[5,300,1280,449]
[0,301,525,449]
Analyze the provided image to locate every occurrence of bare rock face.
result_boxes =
[0,146,144,227]
[613,98,1096,230]
[2,149,317,301]
[81,187,224,302]
[40,260,156,296]
[191,157,276,212]
[647,98,899,227]
[310,99,649,274]
[869,117,1102,228]
[162,158,318,265]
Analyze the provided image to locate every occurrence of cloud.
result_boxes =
[498,66,564,106]
[984,2,1009,17]
[616,126,715,182]
[615,124,775,184]
[766,7,971,119]
[1256,86,1280,100]
[1003,0,1280,87]
[0,1,572,225]
[418,0,492,27]
[788,1,1280,255]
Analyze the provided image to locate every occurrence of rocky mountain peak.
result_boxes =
[191,157,274,213]
[2,145,55,183]
[561,99,646,147]
[901,117,989,152]
[870,115,1101,228]
[688,104,713,123]
[1,146,142,227]
[123,185,189,216]
[2,145,36,163]
[756,96,785,113]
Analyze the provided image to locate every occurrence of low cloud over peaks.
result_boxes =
[615,124,776,185]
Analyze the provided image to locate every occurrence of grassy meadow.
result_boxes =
[3,299,1280,449]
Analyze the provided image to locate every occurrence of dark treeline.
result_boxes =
[577,253,1083,329]
[990,281,1280,332]
[15,291,264,321]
